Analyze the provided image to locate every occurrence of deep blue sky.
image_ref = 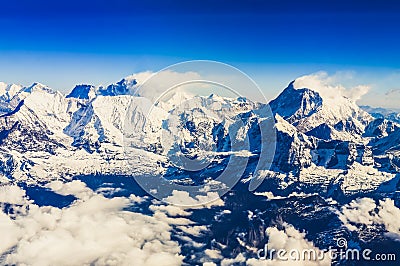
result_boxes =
[1,0,400,106]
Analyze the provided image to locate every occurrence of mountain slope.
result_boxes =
[0,76,397,196]
[270,79,372,141]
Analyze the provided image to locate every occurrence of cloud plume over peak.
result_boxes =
[293,71,370,102]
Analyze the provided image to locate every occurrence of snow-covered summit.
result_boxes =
[98,78,135,96]
[270,81,323,124]
[23,82,53,93]
[0,82,23,102]
[98,72,153,97]
[66,84,96,100]
[270,76,372,141]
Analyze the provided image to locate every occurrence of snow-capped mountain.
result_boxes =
[0,75,398,196]
[98,77,137,96]
[0,75,399,266]
[66,84,97,100]
[0,82,24,114]
[361,105,400,124]
[270,80,372,141]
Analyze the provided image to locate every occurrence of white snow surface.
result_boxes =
[0,76,397,196]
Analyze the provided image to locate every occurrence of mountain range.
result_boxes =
[1,74,400,265]
[0,75,399,197]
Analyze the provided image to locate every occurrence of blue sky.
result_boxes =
[1,0,400,107]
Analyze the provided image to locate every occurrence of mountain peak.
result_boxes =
[0,82,23,99]
[24,82,54,94]
[67,84,96,100]
[98,78,136,96]
[269,81,323,124]
[270,79,372,140]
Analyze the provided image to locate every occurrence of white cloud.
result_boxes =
[0,211,23,254]
[204,249,223,260]
[338,197,376,230]
[176,225,207,237]
[0,185,28,205]
[221,253,246,266]
[345,85,370,101]
[163,190,224,208]
[338,197,400,241]
[149,204,191,217]
[45,180,92,199]
[203,262,217,266]
[0,182,184,266]
[152,211,194,226]
[293,71,370,102]
[130,70,201,103]
[247,223,331,266]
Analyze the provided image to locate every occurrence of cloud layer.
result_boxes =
[338,197,400,241]
[0,182,184,266]
[247,223,331,265]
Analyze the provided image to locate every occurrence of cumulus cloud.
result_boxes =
[130,70,201,104]
[203,262,217,266]
[0,211,23,255]
[247,223,331,266]
[0,182,184,266]
[176,225,207,237]
[221,253,246,266]
[204,249,223,260]
[163,190,224,208]
[338,197,400,241]
[293,71,370,102]
[0,185,28,205]
[45,180,92,199]
[149,204,191,217]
